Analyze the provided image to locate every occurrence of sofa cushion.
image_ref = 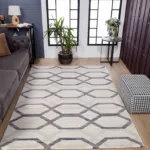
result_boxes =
[0,33,11,56]
[0,50,29,80]
[0,70,19,121]
[0,28,15,52]
[11,36,31,51]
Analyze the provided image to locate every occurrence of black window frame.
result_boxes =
[87,0,122,46]
[46,0,80,46]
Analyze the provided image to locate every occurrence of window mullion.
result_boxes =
[55,0,57,17]
[96,0,99,44]
[69,0,71,28]
[111,0,114,18]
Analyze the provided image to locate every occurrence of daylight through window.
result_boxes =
[47,0,80,46]
[88,0,122,45]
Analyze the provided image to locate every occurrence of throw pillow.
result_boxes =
[0,28,15,52]
[0,33,11,56]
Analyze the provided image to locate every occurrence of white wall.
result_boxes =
[41,0,127,58]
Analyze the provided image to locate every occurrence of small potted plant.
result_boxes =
[45,17,77,64]
[106,18,120,40]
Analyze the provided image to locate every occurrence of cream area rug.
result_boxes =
[0,66,143,149]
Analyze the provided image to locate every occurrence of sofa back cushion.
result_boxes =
[11,36,31,52]
[0,33,11,56]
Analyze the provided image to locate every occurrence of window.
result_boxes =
[46,0,80,46]
[88,0,122,45]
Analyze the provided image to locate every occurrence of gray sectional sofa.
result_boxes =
[0,28,31,124]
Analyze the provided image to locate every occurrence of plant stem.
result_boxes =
[59,32,64,53]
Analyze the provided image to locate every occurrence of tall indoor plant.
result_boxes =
[106,18,120,40]
[63,28,77,54]
[45,17,77,64]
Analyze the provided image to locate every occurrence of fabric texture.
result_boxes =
[11,36,31,51]
[118,75,150,113]
[0,50,29,80]
[0,28,14,52]
[0,66,143,149]
[0,34,30,124]
[0,33,11,57]
[0,70,19,121]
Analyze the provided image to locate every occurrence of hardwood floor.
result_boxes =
[0,58,150,150]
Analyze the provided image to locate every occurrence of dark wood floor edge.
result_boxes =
[0,66,30,141]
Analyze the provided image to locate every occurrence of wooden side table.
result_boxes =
[100,36,122,66]
[0,24,35,64]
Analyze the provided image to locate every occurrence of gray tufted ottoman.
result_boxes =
[118,75,150,113]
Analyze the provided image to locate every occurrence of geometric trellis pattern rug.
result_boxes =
[0,66,143,149]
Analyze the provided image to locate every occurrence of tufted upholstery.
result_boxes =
[11,36,31,51]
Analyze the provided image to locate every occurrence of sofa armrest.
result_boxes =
[11,36,31,51]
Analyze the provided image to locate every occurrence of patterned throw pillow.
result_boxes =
[0,33,11,56]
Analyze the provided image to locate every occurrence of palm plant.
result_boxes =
[45,17,77,54]
[63,28,77,54]
[46,17,65,53]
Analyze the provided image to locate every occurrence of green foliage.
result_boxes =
[46,17,64,39]
[45,17,65,52]
[106,18,120,40]
[45,17,77,54]
[63,28,77,53]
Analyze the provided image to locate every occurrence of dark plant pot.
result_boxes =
[58,51,73,64]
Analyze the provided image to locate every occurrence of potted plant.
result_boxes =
[60,28,77,64]
[106,18,120,40]
[45,17,77,64]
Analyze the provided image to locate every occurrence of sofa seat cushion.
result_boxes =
[0,70,19,121]
[0,50,29,80]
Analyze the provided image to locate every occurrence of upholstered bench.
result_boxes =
[118,75,150,113]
